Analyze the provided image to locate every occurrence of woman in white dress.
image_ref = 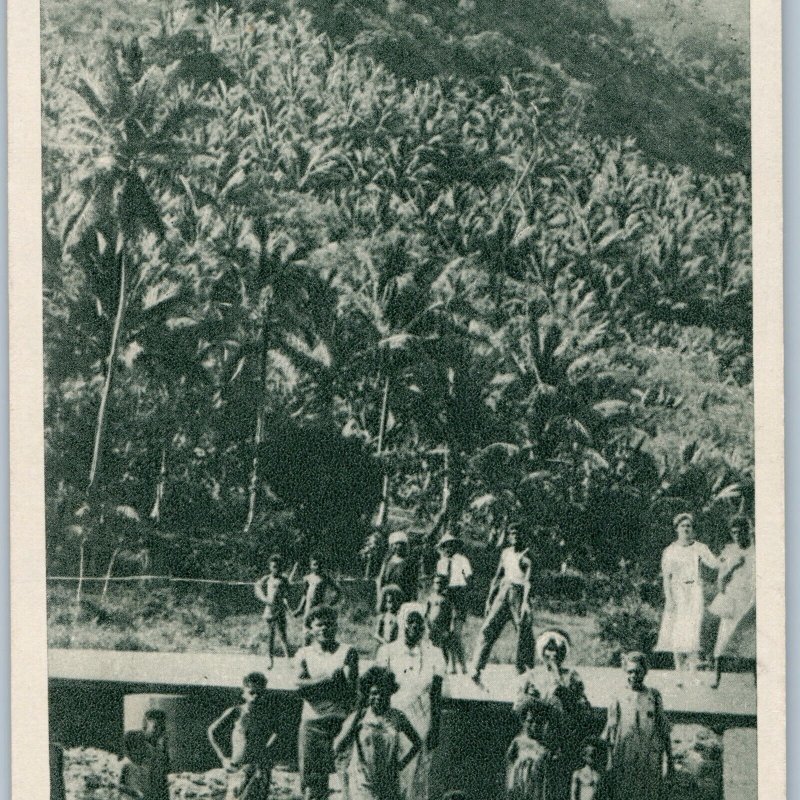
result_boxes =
[709,517,756,688]
[375,603,445,800]
[655,513,720,681]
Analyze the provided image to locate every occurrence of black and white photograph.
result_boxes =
[7,0,785,799]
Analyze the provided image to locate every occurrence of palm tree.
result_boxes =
[50,39,194,498]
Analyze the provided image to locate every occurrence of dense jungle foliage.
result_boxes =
[41,0,753,582]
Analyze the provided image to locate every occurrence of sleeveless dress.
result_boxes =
[347,709,411,800]
[375,639,445,800]
[711,543,756,659]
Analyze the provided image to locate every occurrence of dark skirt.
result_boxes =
[298,715,346,789]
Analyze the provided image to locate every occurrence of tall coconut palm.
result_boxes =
[49,38,195,498]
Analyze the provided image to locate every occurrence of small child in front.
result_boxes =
[373,584,401,648]
[142,709,170,800]
[208,672,278,800]
[570,739,608,800]
[119,731,167,800]
[506,695,557,800]
[254,553,292,667]
[425,574,454,667]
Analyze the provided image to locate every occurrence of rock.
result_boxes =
[666,724,723,800]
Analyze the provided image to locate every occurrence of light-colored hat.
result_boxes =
[535,629,571,663]
[388,530,409,546]
[437,532,458,548]
[672,512,694,528]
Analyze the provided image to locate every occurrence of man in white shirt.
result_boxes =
[435,532,473,674]
[470,525,534,684]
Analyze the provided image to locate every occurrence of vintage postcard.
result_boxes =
[9,0,784,799]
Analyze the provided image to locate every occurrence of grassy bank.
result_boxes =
[47,581,617,666]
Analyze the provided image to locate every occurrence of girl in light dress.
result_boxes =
[334,666,422,800]
[603,652,672,800]
[655,513,720,681]
[506,694,560,800]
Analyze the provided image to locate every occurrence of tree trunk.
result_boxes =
[372,376,391,531]
[75,536,86,613]
[101,546,121,603]
[244,323,269,533]
[149,446,167,522]
[88,252,128,494]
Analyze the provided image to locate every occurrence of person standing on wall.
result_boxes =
[376,531,418,609]
[470,524,535,685]
[435,532,473,674]
[654,512,720,685]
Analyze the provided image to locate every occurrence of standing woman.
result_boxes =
[655,512,720,681]
[295,606,359,800]
[376,603,446,800]
[516,631,591,799]
[709,517,756,688]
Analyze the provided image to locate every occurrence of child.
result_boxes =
[425,574,454,668]
[373,584,401,648]
[119,731,167,800]
[506,695,558,800]
[435,533,472,675]
[253,553,292,668]
[142,709,170,800]
[570,739,608,800]
[517,630,591,779]
[376,531,418,609]
[333,666,422,800]
[294,554,342,633]
[142,709,168,757]
[603,652,672,800]
[208,672,278,800]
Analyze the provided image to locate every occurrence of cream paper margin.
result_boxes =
[7,0,785,797]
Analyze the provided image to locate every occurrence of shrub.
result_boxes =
[596,596,660,665]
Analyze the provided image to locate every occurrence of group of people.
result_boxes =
[254,511,755,690]
[656,513,756,687]
[253,524,539,686]
[69,512,752,800]
[201,616,673,800]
